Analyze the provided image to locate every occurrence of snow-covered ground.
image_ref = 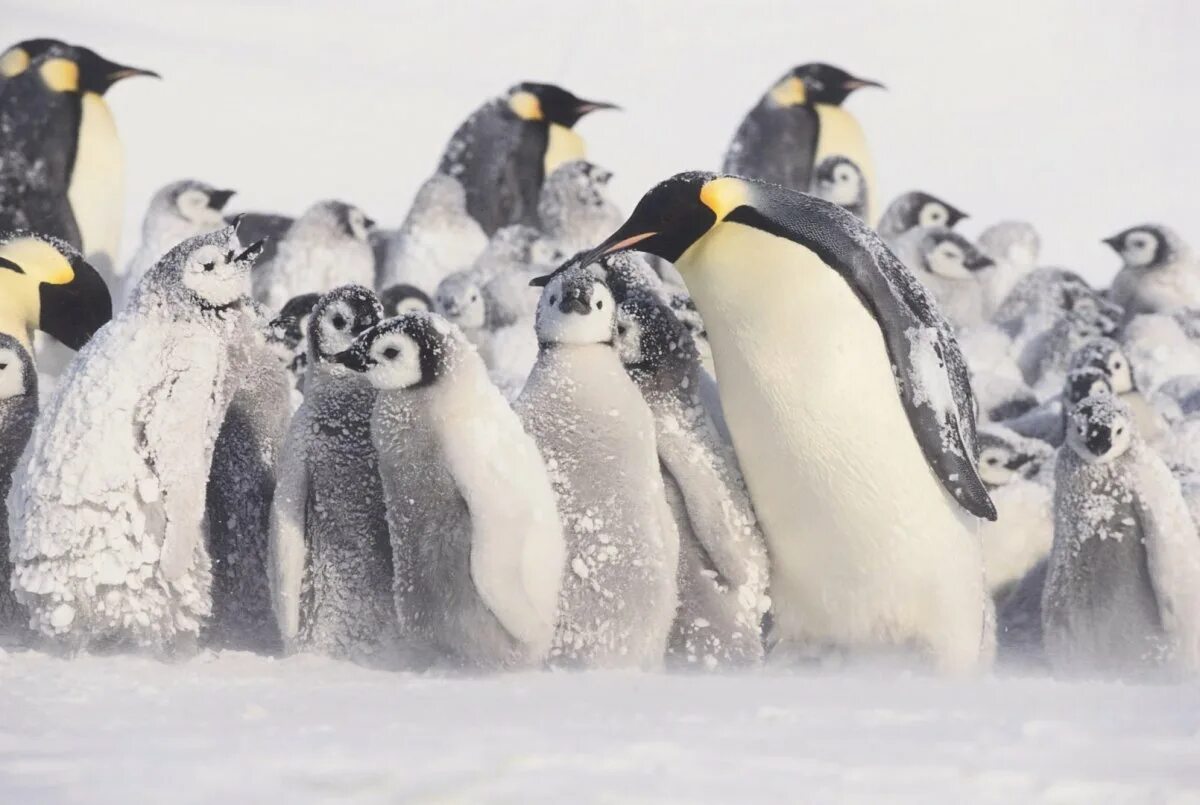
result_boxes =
[4,648,1200,804]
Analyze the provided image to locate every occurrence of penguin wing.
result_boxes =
[267,404,313,643]
[734,195,997,520]
[722,102,818,193]
[1134,452,1200,672]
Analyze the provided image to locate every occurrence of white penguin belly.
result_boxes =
[814,104,877,224]
[69,93,124,280]
[678,223,984,667]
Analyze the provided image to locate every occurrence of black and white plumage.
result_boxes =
[811,155,867,221]
[893,226,994,331]
[1067,336,1167,443]
[1044,394,1200,677]
[378,173,488,294]
[533,160,623,264]
[0,333,37,632]
[876,191,968,243]
[268,285,396,664]
[515,265,680,668]
[333,313,564,669]
[437,83,617,236]
[1018,295,1122,397]
[616,296,768,668]
[9,226,263,653]
[1105,224,1200,320]
[379,283,433,318]
[253,200,376,312]
[266,292,321,402]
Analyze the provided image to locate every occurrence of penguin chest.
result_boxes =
[69,93,124,270]
[814,104,877,222]
[544,124,585,176]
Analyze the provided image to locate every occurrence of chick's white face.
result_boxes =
[395,297,430,315]
[1067,406,1133,463]
[317,300,360,357]
[925,239,971,279]
[0,347,26,400]
[821,163,862,207]
[182,243,249,307]
[364,331,423,390]
[615,306,643,365]
[536,274,615,346]
[918,202,950,228]
[978,445,1016,487]
[1120,230,1160,268]
[435,283,486,330]
[175,189,223,227]
[1107,349,1134,393]
[347,207,370,242]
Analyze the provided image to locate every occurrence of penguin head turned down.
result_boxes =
[505,83,618,127]
[0,232,111,350]
[1066,394,1133,463]
[307,284,383,364]
[976,427,1053,488]
[333,312,456,391]
[1103,224,1186,271]
[768,63,883,107]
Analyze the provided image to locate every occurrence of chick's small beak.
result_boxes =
[235,239,267,266]
[207,189,236,210]
[331,346,370,372]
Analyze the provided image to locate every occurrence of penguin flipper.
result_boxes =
[267,403,312,644]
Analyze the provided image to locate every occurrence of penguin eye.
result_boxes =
[383,347,399,360]
[0,363,7,370]
[225,250,234,262]
[469,292,478,302]
[617,323,628,336]
[985,456,999,465]
[1115,426,1125,435]
[549,295,558,306]
[331,315,347,330]
[595,299,604,310]
[202,262,215,272]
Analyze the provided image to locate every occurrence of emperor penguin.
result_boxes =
[380,283,433,318]
[121,181,235,304]
[877,191,968,243]
[575,172,997,672]
[1044,393,1200,678]
[533,160,624,264]
[516,264,680,668]
[976,221,1041,318]
[615,295,769,668]
[8,226,264,655]
[268,285,398,665]
[1105,224,1200,320]
[894,226,995,331]
[723,64,884,221]
[332,313,565,669]
[253,200,376,312]
[811,155,867,221]
[267,292,321,402]
[0,39,157,284]
[438,83,618,235]
[1067,337,1168,444]
[0,333,37,633]
[378,173,489,294]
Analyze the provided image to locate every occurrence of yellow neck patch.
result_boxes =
[700,177,751,221]
[508,91,543,121]
[0,47,29,78]
[39,58,79,92]
[769,76,807,107]
[0,238,75,285]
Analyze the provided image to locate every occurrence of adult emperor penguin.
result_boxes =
[0,39,158,283]
[0,334,37,633]
[9,226,264,655]
[574,172,997,672]
[333,313,565,669]
[0,231,112,353]
[438,83,618,235]
[723,64,883,222]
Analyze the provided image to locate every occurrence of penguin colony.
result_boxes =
[0,38,1198,682]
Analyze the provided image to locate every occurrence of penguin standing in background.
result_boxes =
[615,295,769,668]
[0,333,37,634]
[976,221,1041,319]
[1105,225,1200,319]
[269,286,398,665]
[577,172,996,672]
[121,181,235,304]
[204,303,291,653]
[517,264,680,668]
[267,292,321,403]
[380,283,433,318]
[893,226,995,331]
[533,160,624,263]
[438,83,618,235]
[333,313,565,669]
[811,156,867,221]
[723,64,883,221]
[877,191,968,243]
[0,39,158,284]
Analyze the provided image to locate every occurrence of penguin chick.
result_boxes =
[121,181,235,304]
[253,200,376,311]
[1003,365,1114,447]
[1067,336,1167,443]
[896,226,994,330]
[991,268,1098,346]
[1122,312,1200,395]
[267,292,321,400]
[533,160,623,264]
[378,173,488,294]
[268,285,397,665]
[0,333,37,633]
[333,313,565,669]
[380,283,433,318]
[975,425,1054,598]
[515,264,680,668]
[9,226,263,654]
[616,295,769,668]
[1018,296,1122,397]
[877,191,968,243]
[1105,225,1200,320]
[977,221,1040,318]
[1044,393,1200,678]
[812,155,867,220]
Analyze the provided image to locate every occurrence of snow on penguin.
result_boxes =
[333,313,564,669]
[9,225,264,654]
[533,160,624,264]
[0,333,37,633]
[518,263,680,668]
[268,285,397,664]
[615,295,769,668]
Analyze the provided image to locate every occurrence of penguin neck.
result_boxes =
[69,92,124,276]
[544,124,585,176]
[812,104,876,224]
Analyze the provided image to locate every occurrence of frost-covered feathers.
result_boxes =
[0,333,37,630]
[534,160,623,263]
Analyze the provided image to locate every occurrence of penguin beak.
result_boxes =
[38,257,113,351]
[331,345,370,372]
[577,231,657,270]
[106,64,160,84]
[559,290,591,315]
[1005,453,1033,471]
[363,216,377,230]
[842,76,885,92]
[966,254,995,272]
[1084,427,1113,457]
[574,99,620,117]
[1101,235,1123,251]
[207,189,236,211]
[234,239,267,267]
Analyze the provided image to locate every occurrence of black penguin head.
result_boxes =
[308,284,383,363]
[813,156,867,212]
[1103,224,1182,271]
[769,63,884,107]
[0,39,66,80]
[533,262,617,347]
[380,283,433,318]
[880,192,968,236]
[164,180,235,227]
[0,332,36,402]
[332,312,453,390]
[976,427,1051,487]
[919,229,994,279]
[73,46,158,95]
[0,232,112,351]
[506,82,619,127]
[1067,394,1133,463]
[1064,367,1114,407]
[269,292,321,349]
[1068,337,1135,394]
[616,295,699,390]
[320,201,373,242]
